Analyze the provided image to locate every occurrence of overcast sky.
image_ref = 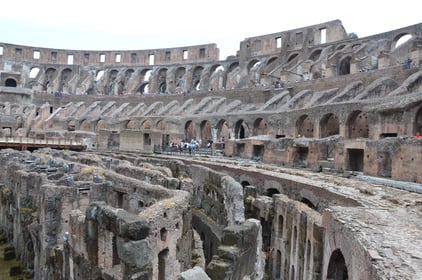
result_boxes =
[1,0,420,60]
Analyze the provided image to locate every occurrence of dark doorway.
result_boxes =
[327,249,348,280]
[252,145,264,160]
[5,78,17,87]
[158,248,169,280]
[348,149,364,171]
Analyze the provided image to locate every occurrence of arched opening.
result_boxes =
[184,120,196,141]
[320,113,339,138]
[126,120,138,129]
[158,248,169,280]
[216,119,230,141]
[297,115,314,138]
[301,197,316,210]
[327,249,348,280]
[96,120,106,133]
[346,110,369,139]
[192,66,204,91]
[200,120,212,145]
[394,34,412,49]
[142,120,152,130]
[253,118,267,136]
[309,49,322,61]
[287,53,299,63]
[160,228,167,241]
[414,106,422,136]
[235,119,249,139]
[5,78,17,87]
[80,119,90,131]
[339,57,351,75]
[266,188,280,197]
[96,70,105,81]
[59,68,73,92]
[29,67,40,79]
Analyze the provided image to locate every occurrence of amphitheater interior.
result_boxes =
[0,19,421,280]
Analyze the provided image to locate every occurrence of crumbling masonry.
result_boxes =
[0,19,421,279]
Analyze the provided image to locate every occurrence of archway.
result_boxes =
[414,106,422,135]
[253,118,267,136]
[200,120,212,144]
[184,120,196,141]
[346,111,369,138]
[5,78,17,87]
[339,57,351,75]
[327,249,348,280]
[216,119,230,141]
[320,113,339,138]
[297,115,314,138]
[235,119,249,139]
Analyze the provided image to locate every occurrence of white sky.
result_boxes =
[1,0,421,60]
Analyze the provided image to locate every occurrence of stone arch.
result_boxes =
[156,120,166,130]
[346,110,369,138]
[5,78,17,87]
[44,67,57,89]
[414,106,422,135]
[137,83,149,95]
[287,53,299,63]
[253,118,267,136]
[393,33,413,49]
[141,119,152,130]
[184,120,196,141]
[208,64,225,91]
[320,113,339,138]
[125,120,138,129]
[157,68,168,94]
[134,69,152,95]
[215,119,230,141]
[175,67,186,93]
[339,56,351,75]
[192,66,204,91]
[59,68,73,92]
[234,119,249,139]
[200,120,212,144]
[335,44,346,51]
[266,56,278,66]
[15,116,23,129]
[309,49,322,61]
[80,119,90,131]
[327,249,348,280]
[95,119,106,133]
[67,120,76,131]
[107,69,119,95]
[297,115,314,138]
[247,59,261,73]
[226,62,240,89]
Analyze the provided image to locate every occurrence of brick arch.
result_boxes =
[125,120,138,129]
[346,110,369,139]
[297,115,314,138]
[184,120,197,141]
[253,118,267,136]
[141,119,152,130]
[156,120,166,130]
[414,106,422,135]
[80,119,90,131]
[234,119,250,139]
[327,249,348,280]
[200,120,212,144]
[95,119,106,133]
[191,66,204,91]
[215,119,230,141]
[320,113,339,138]
[338,56,351,75]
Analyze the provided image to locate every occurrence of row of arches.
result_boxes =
[64,106,422,142]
